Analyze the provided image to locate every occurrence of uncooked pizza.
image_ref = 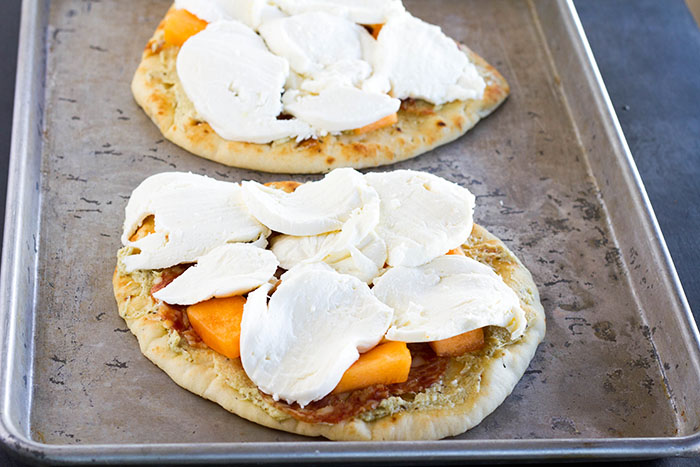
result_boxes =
[132,0,509,173]
[112,169,545,440]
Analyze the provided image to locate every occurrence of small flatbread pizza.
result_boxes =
[132,0,509,173]
[112,169,545,440]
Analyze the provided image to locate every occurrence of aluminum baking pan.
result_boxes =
[1,0,699,463]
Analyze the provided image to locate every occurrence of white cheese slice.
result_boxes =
[176,21,312,143]
[152,243,279,305]
[363,13,486,105]
[373,255,527,342]
[121,172,269,272]
[174,0,232,22]
[240,263,394,406]
[174,0,285,28]
[224,0,285,29]
[260,12,383,130]
[285,70,304,91]
[270,0,405,25]
[269,192,385,283]
[271,231,386,283]
[258,12,370,77]
[365,170,475,267]
[241,168,378,236]
[298,59,372,94]
[283,86,400,134]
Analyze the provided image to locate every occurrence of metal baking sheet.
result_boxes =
[1,0,699,463]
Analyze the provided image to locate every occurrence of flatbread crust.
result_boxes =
[113,223,545,441]
[131,8,510,174]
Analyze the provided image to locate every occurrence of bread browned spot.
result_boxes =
[264,180,301,193]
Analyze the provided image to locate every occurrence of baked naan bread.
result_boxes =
[131,7,509,174]
[113,212,545,440]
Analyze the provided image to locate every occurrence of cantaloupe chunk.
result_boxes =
[187,296,246,360]
[129,215,155,241]
[353,112,398,135]
[367,23,384,39]
[164,9,208,47]
[447,246,466,256]
[332,341,411,394]
[430,328,485,357]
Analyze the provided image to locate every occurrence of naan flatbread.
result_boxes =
[113,216,544,440]
[131,8,509,174]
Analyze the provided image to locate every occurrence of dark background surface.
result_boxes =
[0,0,698,465]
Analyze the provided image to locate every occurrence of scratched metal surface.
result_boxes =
[6,0,698,459]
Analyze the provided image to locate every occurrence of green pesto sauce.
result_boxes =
[116,248,292,421]
[359,326,512,422]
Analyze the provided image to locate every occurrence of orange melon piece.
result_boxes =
[447,247,466,256]
[367,23,384,39]
[164,9,208,47]
[332,341,411,394]
[186,296,246,360]
[430,328,485,357]
[353,112,398,135]
[129,215,155,241]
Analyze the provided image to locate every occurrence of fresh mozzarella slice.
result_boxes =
[174,0,232,22]
[270,227,386,283]
[285,70,305,90]
[269,185,382,281]
[270,0,405,25]
[240,263,394,406]
[174,0,285,28]
[269,186,384,282]
[373,255,526,342]
[283,86,400,134]
[259,12,370,77]
[363,14,485,105]
[241,168,378,236]
[176,21,312,143]
[224,0,285,29]
[121,172,197,231]
[121,172,268,272]
[152,243,279,305]
[365,170,475,267]
[298,60,372,94]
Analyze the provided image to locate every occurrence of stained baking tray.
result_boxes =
[1,0,699,463]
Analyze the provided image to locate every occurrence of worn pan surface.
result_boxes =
[0,0,698,463]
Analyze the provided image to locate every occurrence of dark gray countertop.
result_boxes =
[576,0,700,328]
[0,0,698,465]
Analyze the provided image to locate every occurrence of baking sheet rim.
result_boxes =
[1,0,699,463]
